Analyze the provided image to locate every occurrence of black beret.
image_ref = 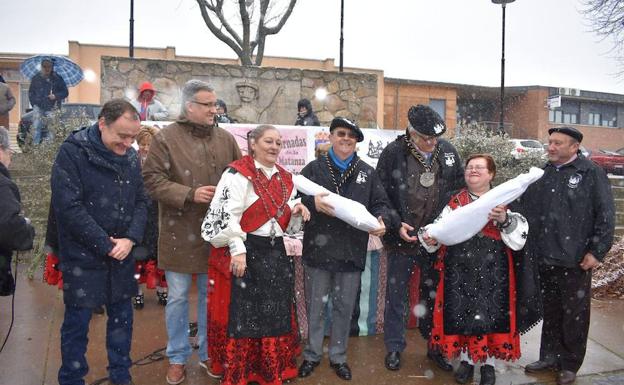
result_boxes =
[548,126,583,143]
[329,116,364,142]
[407,105,446,137]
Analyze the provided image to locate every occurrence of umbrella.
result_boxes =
[20,55,84,87]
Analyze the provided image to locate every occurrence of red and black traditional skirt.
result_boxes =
[208,234,300,385]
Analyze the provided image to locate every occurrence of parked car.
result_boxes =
[586,149,624,175]
[17,103,101,151]
[509,139,545,159]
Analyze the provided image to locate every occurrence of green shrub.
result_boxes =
[451,123,545,185]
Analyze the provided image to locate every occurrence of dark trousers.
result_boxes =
[539,264,592,373]
[383,249,436,352]
[58,299,134,385]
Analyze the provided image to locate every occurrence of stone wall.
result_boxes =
[101,57,378,128]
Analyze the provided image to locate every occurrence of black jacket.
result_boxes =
[51,124,148,307]
[0,163,35,295]
[301,155,391,271]
[28,71,68,111]
[376,136,465,249]
[520,155,615,267]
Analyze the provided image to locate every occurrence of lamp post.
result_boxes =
[129,0,135,58]
[492,0,514,135]
[339,0,344,72]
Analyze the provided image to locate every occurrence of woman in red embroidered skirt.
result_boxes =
[201,125,310,385]
[420,154,528,385]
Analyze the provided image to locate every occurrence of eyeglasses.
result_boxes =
[410,130,437,143]
[334,130,357,139]
[465,165,489,172]
[190,100,217,108]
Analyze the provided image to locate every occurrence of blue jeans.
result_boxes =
[58,300,133,385]
[165,271,208,364]
[32,106,53,144]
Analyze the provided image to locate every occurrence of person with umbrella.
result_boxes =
[23,57,74,144]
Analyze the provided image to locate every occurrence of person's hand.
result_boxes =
[194,185,216,204]
[48,94,56,101]
[292,203,311,222]
[108,237,134,260]
[580,252,600,271]
[488,205,507,224]
[314,192,335,217]
[422,231,438,246]
[230,253,247,277]
[399,222,418,243]
[369,217,386,237]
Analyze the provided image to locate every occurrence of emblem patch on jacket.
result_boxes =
[568,173,582,188]
[444,153,456,167]
[356,170,368,184]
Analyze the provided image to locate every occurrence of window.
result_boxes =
[588,113,601,126]
[549,100,579,124]
[586,103,617,127]
[429,99,446,121]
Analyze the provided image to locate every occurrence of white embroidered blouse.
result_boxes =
[201,159,300,257]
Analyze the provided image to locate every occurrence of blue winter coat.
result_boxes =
[51,124,148,307]
[28,71,68,111]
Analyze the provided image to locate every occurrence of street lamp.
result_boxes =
[129,0,135,58]
[339,0,344,72]
[492,0,514,135]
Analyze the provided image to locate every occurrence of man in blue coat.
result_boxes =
[28,58,68,144]
[51,99,148,385]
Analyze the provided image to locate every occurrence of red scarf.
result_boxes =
[228,155,294,233]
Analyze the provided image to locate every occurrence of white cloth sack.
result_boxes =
[293,174,381,232]
[424,167,544,246]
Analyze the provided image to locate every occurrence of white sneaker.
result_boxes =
[199,360,222,379]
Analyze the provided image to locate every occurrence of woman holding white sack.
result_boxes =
[420,154,528,385]
[297,117,391,381]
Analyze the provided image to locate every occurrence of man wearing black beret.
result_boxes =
[298,116,390,381]
[376,105,465,372]
[521,126,615,385]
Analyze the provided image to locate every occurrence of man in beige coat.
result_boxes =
[143,79,241,385]
[0,80,16,129]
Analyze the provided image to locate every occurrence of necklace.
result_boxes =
[252,169,289,246]
[404,136,440,188]
[324,154,360,194]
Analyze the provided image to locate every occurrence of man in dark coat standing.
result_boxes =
[294,98,320,126]
[51,99,147,385]
[298,117,390,381]
[522,126,615,385]
[0,126,35,296]
[376,105,464,372]
[28,58,68,144]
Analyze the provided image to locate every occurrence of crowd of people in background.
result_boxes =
[0,72,615,385]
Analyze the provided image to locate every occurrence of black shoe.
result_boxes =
[454,361,474,384]
[92,305,105,315]
[157,291,168,306]
[384,351,401,371]
[557,370,576,385]
[298,360,319,378]
[480,365,495,385]
[330,362,352,381]
[525,359,559,373]
[427,349,453,372]
[133,294,144,310]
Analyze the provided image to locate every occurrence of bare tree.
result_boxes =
[582,0,624,69]
[196,0,297,66]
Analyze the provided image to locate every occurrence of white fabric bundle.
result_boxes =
[424,167,544,246]
[293,174,381,232]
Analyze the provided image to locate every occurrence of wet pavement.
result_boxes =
[1,265,624,385]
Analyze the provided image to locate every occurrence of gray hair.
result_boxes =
[0,126,9,151]
[179,79,215,119]
[247,125,279,157]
